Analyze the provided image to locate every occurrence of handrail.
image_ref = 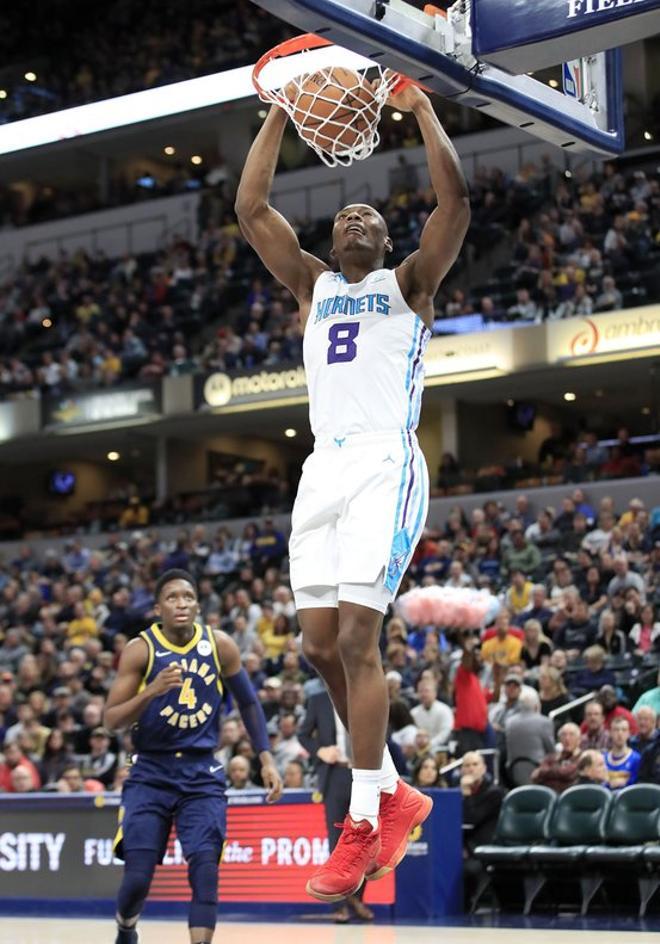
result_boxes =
[548,691,597,721]
[440,748,501,785]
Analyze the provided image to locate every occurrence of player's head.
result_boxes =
[154,569,199,632]
[330,204,392,270]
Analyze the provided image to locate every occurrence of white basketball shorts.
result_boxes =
[289,430,429,613]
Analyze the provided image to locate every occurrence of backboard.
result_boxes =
[248,0,631,155]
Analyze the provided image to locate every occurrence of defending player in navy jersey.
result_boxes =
[236,82,470,900]
[103,569,282,944]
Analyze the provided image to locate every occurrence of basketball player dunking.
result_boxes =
[236,83,470,900]
[104,569,282,944]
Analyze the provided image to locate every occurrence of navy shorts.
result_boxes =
[114,751,227,863]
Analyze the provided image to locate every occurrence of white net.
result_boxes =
[254,42,398,167]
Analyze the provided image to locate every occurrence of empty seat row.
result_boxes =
[472,783,660,916]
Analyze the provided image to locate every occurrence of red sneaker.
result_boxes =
[365,781,433,881]
[306,816,381,903]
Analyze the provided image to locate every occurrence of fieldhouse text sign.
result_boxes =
[472,0,660,72]
[547,306,660,362]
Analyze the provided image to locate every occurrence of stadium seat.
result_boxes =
[525,785,611,914]
[583,784,660,916]
[471,785,556,912]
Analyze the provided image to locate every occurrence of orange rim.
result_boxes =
[252,32,334,97]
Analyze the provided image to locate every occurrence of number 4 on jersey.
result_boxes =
[178,676,197,709]
[327,322,360,364]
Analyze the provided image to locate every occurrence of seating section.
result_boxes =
[474,783,660,916]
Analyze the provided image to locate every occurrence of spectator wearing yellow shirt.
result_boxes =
[67,602,98,646]
[261,613,294,663]
[481,620,523,666]
[505,570,534,616]
[255,600,276,640]
[618,497,645,530]
[118,496,149,529]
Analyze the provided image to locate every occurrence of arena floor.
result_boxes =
[3,918,660,944]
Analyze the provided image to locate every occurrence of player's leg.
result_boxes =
[296,595,347,724]
[113,779,171,943]
[175,763,227,943]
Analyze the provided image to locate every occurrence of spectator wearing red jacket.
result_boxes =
[0,741,41,792]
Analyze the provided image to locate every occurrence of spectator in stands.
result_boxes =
[633,668,660,714]
[78,727,117,788]
[532,722,582,792]
[630,706,658,755]
[453,633,489,756]
[520,618,552,670]
[538,666,570,719]
[505,570,534,616]
[576,750,610,786]
[411,754,442,788]
[552,597,597,658]
[582,511,616,557]
[580,700,610,751]
[505,690,555,785]
[507,288,539,322]
[39,728,75,787]
[410,679,454,750]
[227,755,255,790]
[596,609,627,655]
[0,740,41,791]
[594,275,623,312]
[629,603,660,654]
[502,528,541,578]
[570,645,616,696]
[515,585,553,632]
[603,717,640,789]
[283,759,306,789]
[598,685,638,734]
[608,554,646,602]
[481,610,523,666]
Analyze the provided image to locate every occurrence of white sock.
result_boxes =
[379,745,400,794]
[349,768,381,829]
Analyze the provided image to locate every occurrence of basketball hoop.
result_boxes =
[253,33,405,167]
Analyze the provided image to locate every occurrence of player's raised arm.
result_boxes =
[104,638,182,731]
[234,105,327,312]
[214,630,283,802]
[391,85,471,321]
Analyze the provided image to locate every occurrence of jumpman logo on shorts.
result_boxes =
[334,437,346,447]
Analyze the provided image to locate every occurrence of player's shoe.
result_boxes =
[365,780,433,881]
[114,927,138,944]
[306,816,381,902]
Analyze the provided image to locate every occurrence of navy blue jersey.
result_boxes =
[132,622,224,753]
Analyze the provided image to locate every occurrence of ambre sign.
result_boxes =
[547,306,660,362]
[202,365,307,410]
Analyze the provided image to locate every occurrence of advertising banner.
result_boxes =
[197,366,308,412]
[0,790,461,918]
[42,385,161,430]
[424,329,514,382]
[546,306,660,362]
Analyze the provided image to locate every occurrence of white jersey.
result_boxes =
[304,268,431,442]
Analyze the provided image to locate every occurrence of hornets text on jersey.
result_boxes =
[304,268,431,443]
[133,621,223,753]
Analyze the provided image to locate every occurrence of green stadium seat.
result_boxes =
[471,785,556,912]
[583,784,660,915]
[525,785,611,914]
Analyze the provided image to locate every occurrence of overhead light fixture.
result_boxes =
[506,398,514,407]
[563,391,576,402]
[284,428,297,438]
[391,111,403,122]
[644,131,654,141]
[0,90,7,100]
[24,72,37,82]
[642,406,651,415]
[548,78,559,88]
[107,450,120,461]
[595,389,604,398]
[191,154,203,165]
[564,170,572,178]
[42,317,52,328]
[163,145,175,155]
[258,109,267,119]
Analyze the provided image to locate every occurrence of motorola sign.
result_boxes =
[199,365,308,411]
[472,0,660,72]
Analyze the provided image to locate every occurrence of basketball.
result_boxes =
[286,67,379,154]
